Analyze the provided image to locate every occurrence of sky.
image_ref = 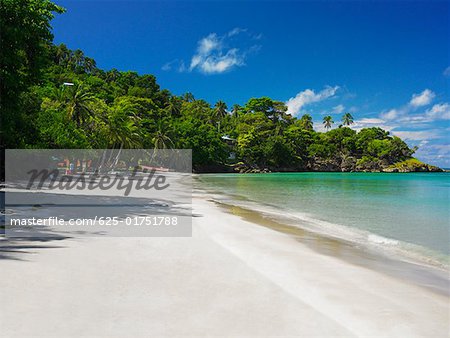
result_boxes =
[52,0,449,166]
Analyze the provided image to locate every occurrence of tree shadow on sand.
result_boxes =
[0,232,69,261]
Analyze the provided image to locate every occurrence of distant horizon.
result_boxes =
[52,0,449,167]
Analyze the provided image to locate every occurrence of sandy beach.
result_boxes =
[0,187,449,337]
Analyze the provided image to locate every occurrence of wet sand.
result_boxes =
[217,201,450,297]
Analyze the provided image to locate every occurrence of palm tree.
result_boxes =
[98,105,141,170]
[55,43,70,66]
[299,114,313,130]
[83,57,97,73]
[183,92,195,102]
[105,69,120,82]
[342,113,354,126]
[107,105,141,149]
[231,104,241,119]
[62,84,96,127]
[152,121,173,150]
[72,49,85,67]
[214,100,228,120]
[323,115,334,130]
[165,98,181,117]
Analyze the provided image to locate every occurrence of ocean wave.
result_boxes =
[202,189,449,270]
[367,234,399,245]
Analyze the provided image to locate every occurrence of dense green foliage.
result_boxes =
[0,0,417,171]
[0,0,64,147]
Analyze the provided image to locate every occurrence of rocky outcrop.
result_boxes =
[306,159,340,172]
[381,159,443,173]
[340,156,357,172]
[196,158,443,173]
[232,162,271,174]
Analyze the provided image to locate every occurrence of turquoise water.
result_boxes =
[198,172,450,260]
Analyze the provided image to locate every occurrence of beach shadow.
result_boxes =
[0,233,69,261]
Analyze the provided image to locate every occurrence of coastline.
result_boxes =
[0,182,449,336]
[193,170,450,293]
[213,199,449,296]
[193,158,444,174]
[194,172,450,270]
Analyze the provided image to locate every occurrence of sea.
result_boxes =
[197,172,450,267]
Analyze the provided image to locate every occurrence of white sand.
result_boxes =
[0,195,449,337]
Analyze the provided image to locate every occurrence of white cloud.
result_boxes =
[425,103,450,120]
[444,66,450,77]
[412,142,450,166]
[391,130,442,141]
[332,104,344,114]
[380,88,447,125]
[380,102,450,125]
[409,89,435,107]
[164,28,260,75]
[286,86,339,115]
[227,27,247,37]
[418,139,429,147]
[358,118,386,124]
[381,109,401,121]
[352,118,396,132]
[428,144,450,155]
[161,61,175,71]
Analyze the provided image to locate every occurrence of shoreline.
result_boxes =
[213,199,450,297]
[194,173,450,272]
[0,182,449,336]
[192,195,450,336]
[194,169,447,174]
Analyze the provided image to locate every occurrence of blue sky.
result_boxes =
[52,1,449,166]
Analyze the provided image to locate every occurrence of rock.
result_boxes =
[382,159,443,173]
[307,158,341,172]
[382,168,399,173]
[340,156,356,172]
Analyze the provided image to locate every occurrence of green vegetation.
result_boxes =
[0,0,437,172]
[322,116,334,130]
[386,158,442,172]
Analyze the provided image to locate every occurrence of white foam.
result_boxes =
[368,234,399,245]
[205,192,449,270]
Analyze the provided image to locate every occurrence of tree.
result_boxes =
[54,43,70,66]
[103,101,142,171]
[181,100,212,121]
[323,115,334,130]
[61,84,96,127]
[173,117,228,167]
[342,113,354,126]
[72,49,85,71]
[355,127,390,153]
[0,0,65,147]
[183,92,195,102]
[214,100,228,120]
[299,114,314,130]
[105,69,121,82]
[231,104,241,119]
[152,122,173,150]
[264,136,295,168]
[244,97,288,123]
[83,57,97,74]
[38,98,92,149]
[165,98,181,117]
